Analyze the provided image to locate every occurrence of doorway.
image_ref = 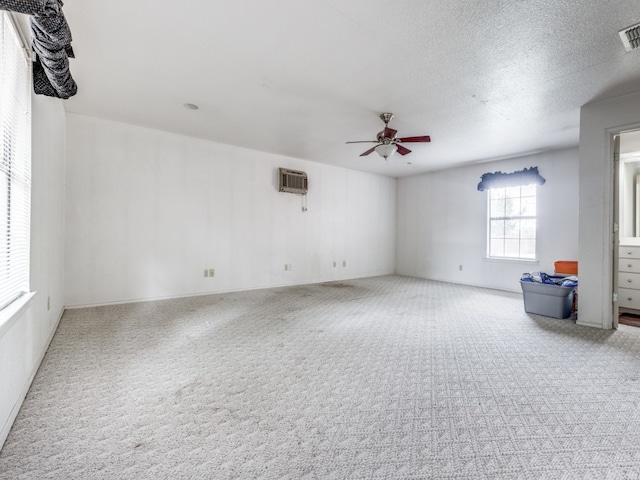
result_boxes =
[614,129,640,328]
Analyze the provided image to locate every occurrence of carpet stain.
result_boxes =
[320,282,355,289]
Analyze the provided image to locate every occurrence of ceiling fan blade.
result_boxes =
[384,127,397,139]
[360,146,378,156]
[397,135,431,143]
[396,145,412,156]
[346,140,378,144]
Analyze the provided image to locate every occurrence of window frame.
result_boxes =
[486,184,537,261]
[0,11,33,320]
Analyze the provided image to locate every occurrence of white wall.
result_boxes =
[64,114,397,307]
[396,148,579,292]
[0,95,66,448]
[579,91,640,329]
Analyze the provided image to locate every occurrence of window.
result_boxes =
[0,13,31,311]
[488,184,536,259]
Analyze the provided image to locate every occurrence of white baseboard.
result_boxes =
[398,273,522,294]
[64,272,397,310]
[0,307,65,451]
[576,319,605,329]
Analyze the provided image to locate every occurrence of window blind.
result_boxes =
[0,12,31,311]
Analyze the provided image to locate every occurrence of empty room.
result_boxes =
[2,1,640,478]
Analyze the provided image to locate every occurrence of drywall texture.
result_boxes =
[64,115,396,307]
[579,91,640,329]
[0,95,66,448]
[396,148,579,292]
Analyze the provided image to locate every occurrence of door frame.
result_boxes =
[612,134,620,329]
[611,126,640,328]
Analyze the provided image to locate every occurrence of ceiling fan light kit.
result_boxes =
[375,143,398,159]
[346,113,431,160]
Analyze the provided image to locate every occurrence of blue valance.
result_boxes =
[477,167,545,191]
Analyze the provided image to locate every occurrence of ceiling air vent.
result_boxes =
[619,23,640,52]
[278,168,308,195]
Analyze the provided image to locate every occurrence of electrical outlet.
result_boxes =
[459,265,463,271]
[204,269,208,277]
[209,268,215,277]
[343,260,346,267]
[47,296,50,311]
[333,261,336,267]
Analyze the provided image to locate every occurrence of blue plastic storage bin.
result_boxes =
[520,280,576,319]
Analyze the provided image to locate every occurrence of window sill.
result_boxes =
[484,257,539,265]
[0,291,36,338]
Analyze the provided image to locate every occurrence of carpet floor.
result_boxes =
[1,275,640,479]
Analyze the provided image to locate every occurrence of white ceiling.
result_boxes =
[62,0,640,177]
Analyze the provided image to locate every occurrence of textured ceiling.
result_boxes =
[62,0,640,177]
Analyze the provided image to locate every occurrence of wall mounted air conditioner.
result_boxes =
[278,168,308,194]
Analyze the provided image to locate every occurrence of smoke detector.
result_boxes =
[619,22,640,52]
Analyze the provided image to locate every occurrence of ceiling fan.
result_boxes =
[346,113,431,159]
